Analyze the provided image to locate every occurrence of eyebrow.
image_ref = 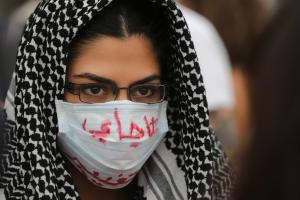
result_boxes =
[130,75,161,85]
[73,73,116,84]
[72,73,161,86]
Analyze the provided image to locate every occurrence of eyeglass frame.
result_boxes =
[64,81,168,104]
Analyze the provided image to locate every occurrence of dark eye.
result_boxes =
[136,86,153,97]
[82,85,106,96]
[130,84,164,103]
[133,85,154,97]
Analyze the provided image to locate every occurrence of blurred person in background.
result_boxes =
[0,7,9,109]
[235,0,300,199]
[0,0,23,103]
[0,24,7,108]
[0,0,39,181]
[0,0,24,181]
[0,0,23,16]
[180,0,275,158]
[182,0,272,66]
[0,0,39,102]
[0,24,4,183]
[178,0,238,160]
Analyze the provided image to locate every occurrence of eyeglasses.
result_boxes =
[65,81,167,104]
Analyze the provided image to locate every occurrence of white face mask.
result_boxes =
[55,100,168,189]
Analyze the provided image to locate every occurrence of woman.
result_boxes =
[0,0,233,199]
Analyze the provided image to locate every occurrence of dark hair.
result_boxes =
[235,0,300,199]
[68,0,171,82]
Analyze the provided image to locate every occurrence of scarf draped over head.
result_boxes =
[0,0,233,199]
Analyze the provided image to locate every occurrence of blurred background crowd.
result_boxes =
[0,0,299,198]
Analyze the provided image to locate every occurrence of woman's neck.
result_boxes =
[65,159,137,200]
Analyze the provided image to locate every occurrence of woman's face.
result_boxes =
[65,35,161,103]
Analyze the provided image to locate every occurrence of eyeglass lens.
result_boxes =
[78,83,164,103]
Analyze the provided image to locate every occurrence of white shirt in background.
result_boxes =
[178,4,235,111]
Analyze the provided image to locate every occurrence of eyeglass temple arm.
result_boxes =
[65,82,80,95]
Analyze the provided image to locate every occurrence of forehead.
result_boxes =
[67,35,161,85]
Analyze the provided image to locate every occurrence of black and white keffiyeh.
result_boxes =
[0,0,233,199]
